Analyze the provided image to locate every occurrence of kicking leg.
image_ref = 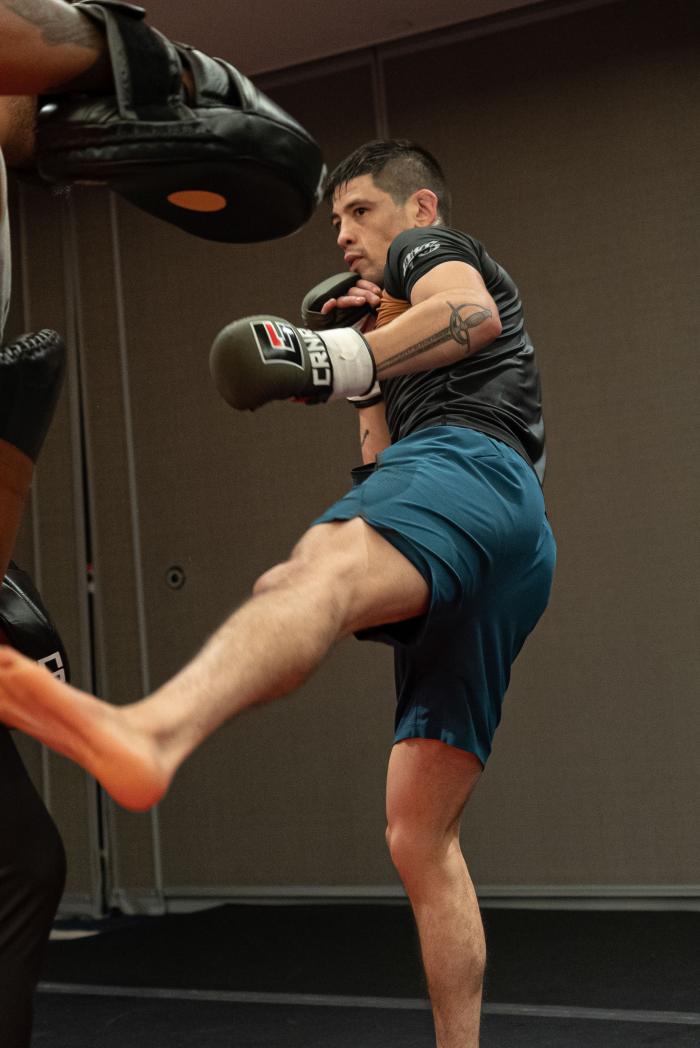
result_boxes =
[0,519,428,809]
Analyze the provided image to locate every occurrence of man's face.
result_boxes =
[331,174,418,285]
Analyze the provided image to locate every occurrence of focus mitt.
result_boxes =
[210,316,375,411]
[0,563,70,683]
[35,1,325,243]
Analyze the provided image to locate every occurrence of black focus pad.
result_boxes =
[300,273,374,330]
[35,1,326,242]
[0,563,70,682]
[0,330,66,462]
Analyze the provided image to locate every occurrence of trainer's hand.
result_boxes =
[210,316,376,412]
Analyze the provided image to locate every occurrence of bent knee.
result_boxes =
[252,560,295,597]
[252,525,362,600]
[252,557,344,602]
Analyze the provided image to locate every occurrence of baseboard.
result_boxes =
[57,883,700,919]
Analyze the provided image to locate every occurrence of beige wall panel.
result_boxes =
[383,0,699,885]
[5,180,96,901]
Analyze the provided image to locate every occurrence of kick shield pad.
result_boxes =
[0,329,66,464]
[35,1,326,242]
[0,329,66,580]
[0,563,71,682]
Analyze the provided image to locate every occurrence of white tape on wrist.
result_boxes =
[320,328,376,399]
[347,379,382,406]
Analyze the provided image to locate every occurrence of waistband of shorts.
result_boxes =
[407,421,539,477]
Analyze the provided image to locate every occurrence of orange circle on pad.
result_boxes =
[167,190,227,212]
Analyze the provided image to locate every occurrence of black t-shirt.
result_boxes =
[381,227,546,483]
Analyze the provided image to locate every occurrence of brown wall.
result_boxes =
[8,0,699,907]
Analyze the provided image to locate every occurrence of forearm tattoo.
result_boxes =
[375,301,492,376]
[360,429,370,448]
[4,0,98,47]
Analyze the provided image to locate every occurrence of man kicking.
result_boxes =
[0,139,555,1047]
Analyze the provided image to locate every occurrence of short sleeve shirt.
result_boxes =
[380,227,546,483]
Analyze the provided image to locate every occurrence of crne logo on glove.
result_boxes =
[252,321,304,367]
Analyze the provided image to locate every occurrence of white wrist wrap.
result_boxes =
[317,327,376,400]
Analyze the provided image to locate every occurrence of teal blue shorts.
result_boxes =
[312,426,556,765]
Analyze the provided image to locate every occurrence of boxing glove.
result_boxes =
[210,316,376,411]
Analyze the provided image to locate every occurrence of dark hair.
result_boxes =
[324,139,451,225]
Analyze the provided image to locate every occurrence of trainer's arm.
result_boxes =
[0,0,111,94]
[0,96,40,166]
[0,98,16,152]
[365,261,501,380]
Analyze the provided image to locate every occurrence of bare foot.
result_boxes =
[0,647,170,811]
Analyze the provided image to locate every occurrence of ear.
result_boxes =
[411,188,439,227]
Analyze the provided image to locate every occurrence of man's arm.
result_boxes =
[0,0,111,95]
[365,260,501,380]
[208,261,502,412]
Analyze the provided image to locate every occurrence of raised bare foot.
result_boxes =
[0,647,170,810]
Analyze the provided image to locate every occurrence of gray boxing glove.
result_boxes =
[210,315,376,411]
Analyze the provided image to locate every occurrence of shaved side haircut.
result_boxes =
[325,139,451,225]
